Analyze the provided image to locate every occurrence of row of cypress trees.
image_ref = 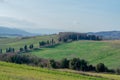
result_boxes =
[0,39,56,54]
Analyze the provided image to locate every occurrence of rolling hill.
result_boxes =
[31,40,120,69]
[0,61,109,80]
[0,35,120,69]
[0,35,58,52]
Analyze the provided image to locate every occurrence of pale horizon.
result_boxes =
[0,0,120,33]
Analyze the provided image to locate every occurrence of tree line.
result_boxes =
[58,32,102,42]
[0,53,119,74]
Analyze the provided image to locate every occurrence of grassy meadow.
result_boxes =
[58,69,120,80]
[0,35,58,52]
[0,61,110,80]
[31,40,120,69]
[0,36,120,69]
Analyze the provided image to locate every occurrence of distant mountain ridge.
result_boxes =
[88,31,120,40]
[1,26,120,40]
[0,26,33,37]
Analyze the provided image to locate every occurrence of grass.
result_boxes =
[0,35,58,52]
[0,61,109,80]
[31,40,120,69]
[57,69,120,80]
[0,35,120,69]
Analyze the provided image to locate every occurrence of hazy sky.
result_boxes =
[0,0,120,33]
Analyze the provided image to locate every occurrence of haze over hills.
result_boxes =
[1,26,120,40]
[0,26,34,37]
[0,26,65,37]
[88,31,120,40]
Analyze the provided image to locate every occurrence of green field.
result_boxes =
[0,61,110,80]
[0,35,58,52]
[0,36,120,69]
[31,40,120,69]
[58,69,120,80]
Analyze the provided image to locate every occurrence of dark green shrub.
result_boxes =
[96,63,108,72]
[61,58,69,68]
[49,59,57,68]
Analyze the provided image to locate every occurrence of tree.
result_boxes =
[12,48,15,53]
[69,58,88,71]
[0,49,2,53]
[19,48,24,52]
[116,68,120,74]
[58,37,62,42]
[29,44,34,49]
[47,40,50,45]
[24,45,28,51]
[96,63,107,72]
[58,32,102,42]
[49,59,57,68]
[6,48,15,53]
[69,58,81,70]
[39,41,46,47]
[88,65,95,71]
[80,59,88,71]
[6,48,9,53]
[61,58,69,68]
[51,38,54,45]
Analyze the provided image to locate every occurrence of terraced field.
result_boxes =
[0,61,109,80]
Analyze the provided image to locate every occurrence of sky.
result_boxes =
[0,0,120,33]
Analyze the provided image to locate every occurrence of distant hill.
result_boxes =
[88,31,120,40]
[0,26,33,37]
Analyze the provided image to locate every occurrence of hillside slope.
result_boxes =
[0,35,120,69]
[0,35,58,52]
[0,61,108,80]
[31,40,120,69]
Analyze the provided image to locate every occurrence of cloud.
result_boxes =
[0,0,9,3]
[0,16,38,29]
[0,0,5,3]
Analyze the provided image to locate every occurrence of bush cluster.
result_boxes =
[0,54,119,74]
[0,54,48,67]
